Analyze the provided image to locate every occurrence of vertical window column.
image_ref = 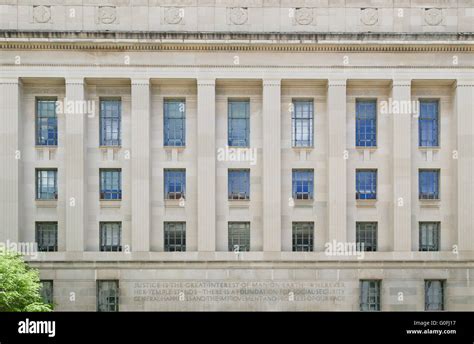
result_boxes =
[327,79,347,244]
[0,78,21,244]
[197,79,216,252]
[65,78,86,252]
[131,79,151,252]
[262,79,281,252]
[391,80,412,251]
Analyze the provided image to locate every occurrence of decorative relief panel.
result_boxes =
[360,8,378,26]
[33,5,52,24]
[293,8,314,26]
[228,7,248,25]
[98,6,117,25]
[424,8,443,26]
[164,7,185,25]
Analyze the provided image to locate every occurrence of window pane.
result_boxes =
[36,99,58,146]
[228,169,250,200]
[292,100,313,147]
[360,280,380,311]
[228,100,250,147]
[356,100,377,147]
[356,222,377,251]
[419,222,440,251]
[292,222,314,252]
[164,222,186,252]
[100,169,122,200]
[419,170,440,199]
[228,222,250,252]
[100,100,121,146]
[164,169,186,200]
[35,222,58,252]
[164,99,186,146]
[100,222,122,252]
[425,280,444,311]
[292,169,314,200]
[419,100,439,147]
[356,170,377,200]
[97,280,119,312]
[40,280,54,305]
[36,169,58,200]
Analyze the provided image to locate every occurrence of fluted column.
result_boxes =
[456,79,474,251]
[327,79,347,244]
[197,79,216,252]
[65,78,87,252]
[262,79,281,252]
[0,78,22,244]
[131,79,151,252]
[391,80,412,251]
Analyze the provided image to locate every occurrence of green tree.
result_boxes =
[0,249,52,312]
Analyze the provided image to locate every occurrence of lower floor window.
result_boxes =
[425,280,444,311]
[39,280,53,305]
[164,222,186,252]
[97,280,119,312]
[292,222,314,252]
[228,222,250,252]
[360,280,381,311]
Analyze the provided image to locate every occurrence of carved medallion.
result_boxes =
[295,8,313,26]
[229,7,248,25]
[98,6,117,24]
[165,7,184,24]
[33,5,51,23]
[360,8,378,26]
[424,8,443,26]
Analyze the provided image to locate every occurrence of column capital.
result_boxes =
[327,79,346,88]
[391,79,412,88]
[131,78,150,86]
[0,77,21,85]
[456,79,474,88]
[65,77,86,86]
[262,79,281,87]
[197,79,216,87]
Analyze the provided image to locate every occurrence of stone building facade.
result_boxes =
[0,0,473,311]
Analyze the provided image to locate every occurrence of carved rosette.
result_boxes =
[33,5,51,24]
[424,8,443,26]
[229,7,248,25]
[98,6,117,25]
[295,8,314,26]
[164,7,184,25]
[360,8,378,26]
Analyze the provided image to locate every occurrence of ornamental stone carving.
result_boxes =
[229,7,248,25]
[424,8,443,26]
[164,7,184,25]
[33,5,51,23]
[360,8,378,26]
[98,6,117,24]
[295,8,314,26]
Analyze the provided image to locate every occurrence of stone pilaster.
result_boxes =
[131,79,151,252]
[262,79,281,252]
[327,79,347,244]
[0,78,22,244]
[391,80,412,251]
[456,80,474,251]
[197,79,216,252]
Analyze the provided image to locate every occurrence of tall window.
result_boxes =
[100,222,122,252]
[39,280,54,305]
[419,100,439,147]
[356,169,377,200]
[164,169,186,200]
[356,222,377,252]
[228,169,250,200]
[292,222,314,252]
[228,222,250,252]
[360,280,381,311]
[292,169,314,200]
[425,280,444,311]
[164,99,186,147]
[97,280,119,312]
[419,169,440,200]
[292,99,313,147]
[100,99,121,146]
[100,169,122,200]
[36,169,57,200]
[36,98,58,146]
[164,222,186,252]
[228,100,250,147]
[35,222,58,252]
[356,100,377,147]
[419,222,440,252]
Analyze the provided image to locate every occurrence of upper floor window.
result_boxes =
[419,169,440,200]
[292,222,314,252]
[164,222,186,252]
[292,99,313,147]
[100,222,122,252]
[360,280,381,311]
[36,169,57,200]
[228,169,250,200]
[228,222,250,252]
[100,99,121,146]
[164,169,186,200]
[356,100,377,147]
[425,280,444,311]
[356,169,377,200]
[39,280,54,305]
[419,100,439,147]
[35,222,58,252]
[100,169,122,200]
[356,222,377,252]
[419,222,440,252]
[292,169,314,200]
[228,100,250,147]
[36,98,58,146]
[164,99,185,147]
[97,280,119,312]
